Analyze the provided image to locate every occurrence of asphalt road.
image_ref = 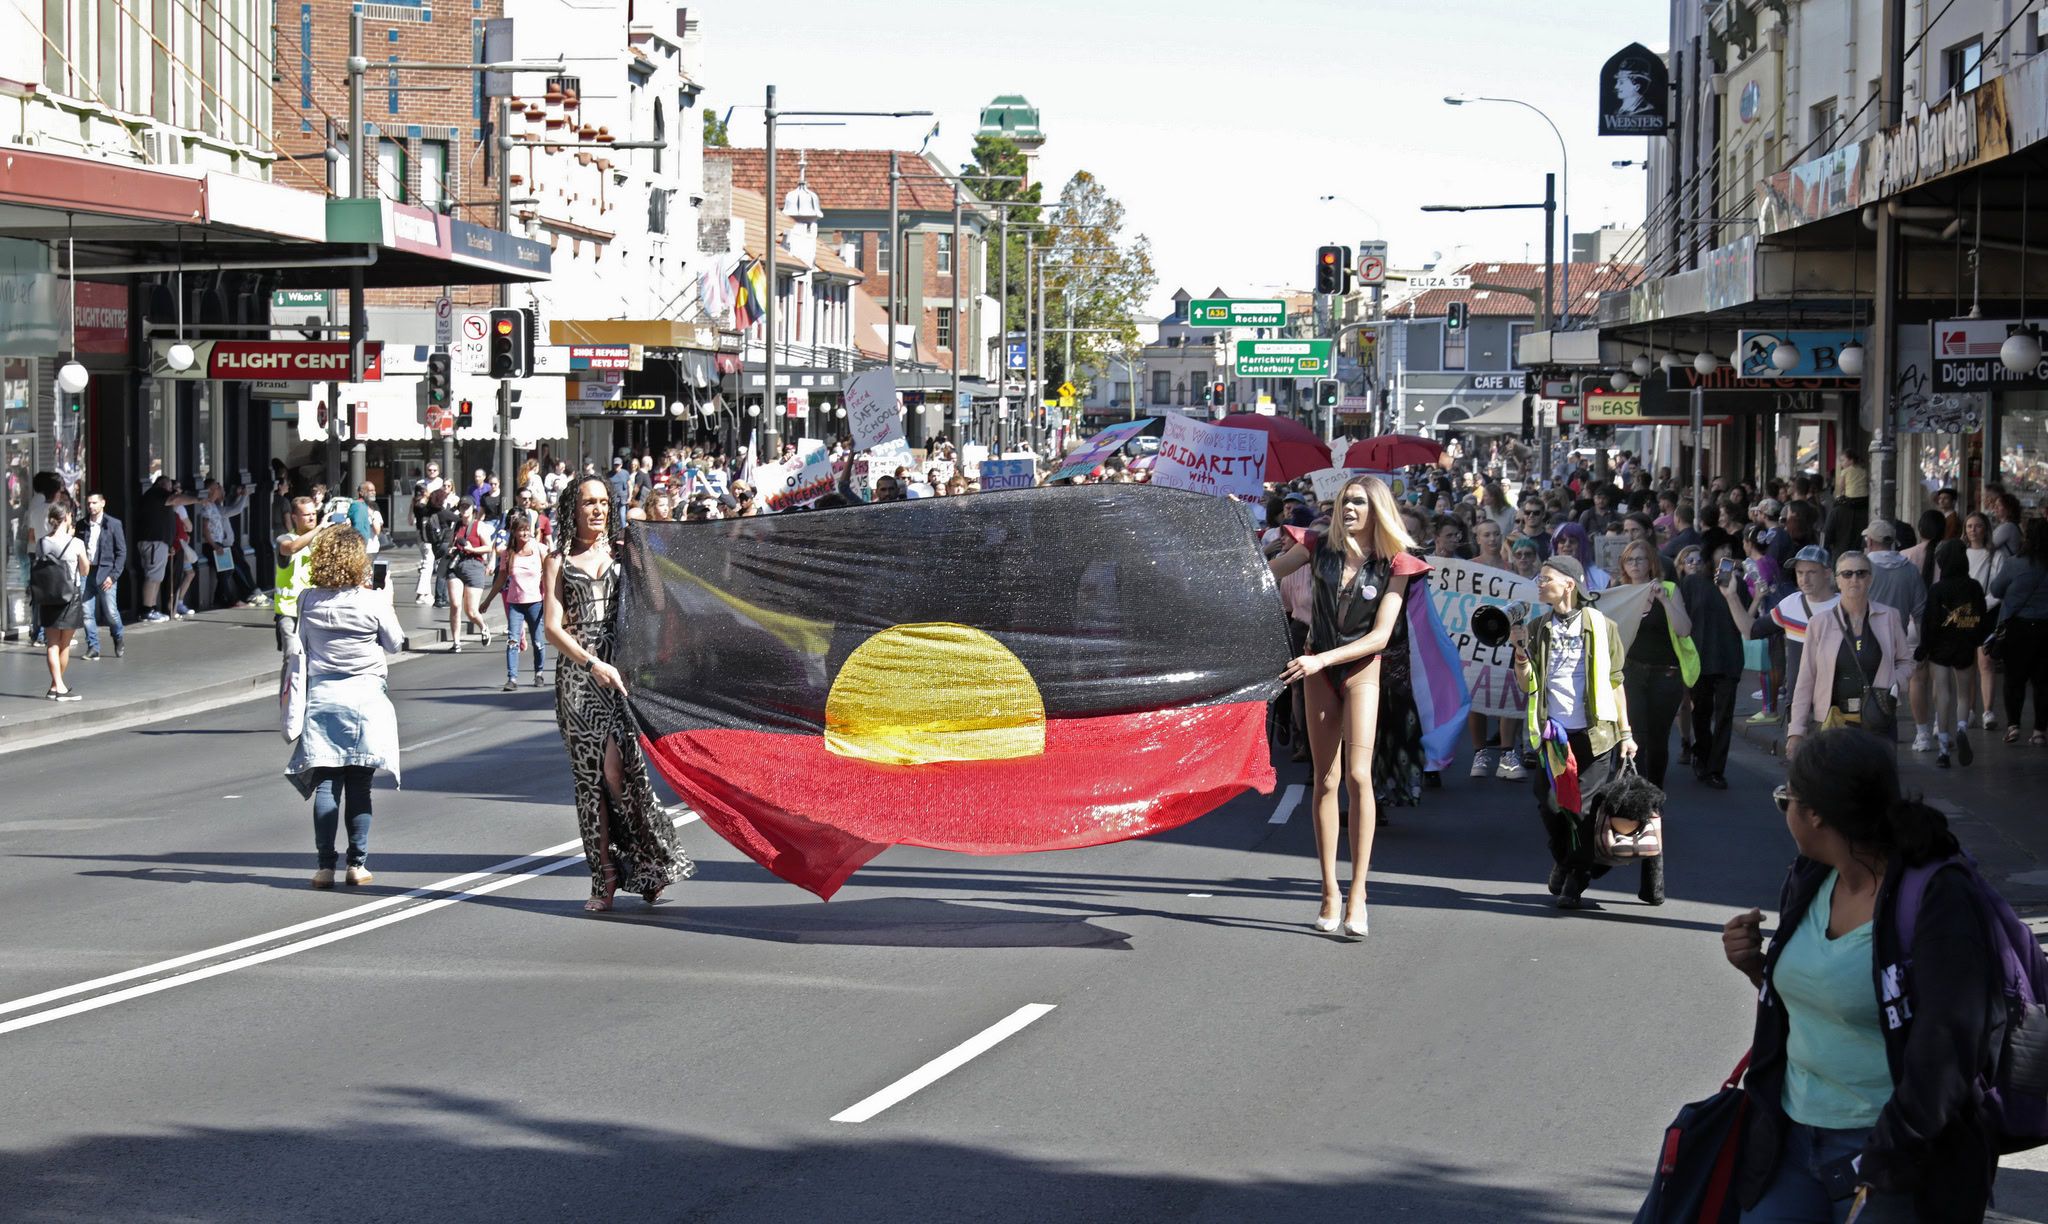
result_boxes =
[3,649,2046,1222]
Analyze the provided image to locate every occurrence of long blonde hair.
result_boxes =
[1327,475,1415,564]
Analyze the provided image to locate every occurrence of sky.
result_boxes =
[700,0,1668,319]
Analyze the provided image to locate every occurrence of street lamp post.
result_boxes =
[761,88,931,456]
[1444,94,1570,324]
[1423,172,1556,462]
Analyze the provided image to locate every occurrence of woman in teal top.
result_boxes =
[1721,728,2000,1221]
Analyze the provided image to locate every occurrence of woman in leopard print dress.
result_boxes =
[543,476,694,911]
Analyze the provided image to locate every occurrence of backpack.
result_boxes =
[1895,853,2048,1153]
[28,545,79,605]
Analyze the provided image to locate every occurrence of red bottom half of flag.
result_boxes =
[640,703,1276,899]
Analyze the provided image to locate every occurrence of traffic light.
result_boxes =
[1315,245,1346,295]
[419,350,451,425]
[1201,383,1214,405]
[1519,393,1535,442]
[1316,379,1340,409]
[457,398,474,429]
[1447,301,1469,332]
[488,307,531,379]
[1212,380,1227,406]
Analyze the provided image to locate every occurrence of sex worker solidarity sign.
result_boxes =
[1151,415,1268,498]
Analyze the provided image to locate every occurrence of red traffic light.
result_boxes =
[495,318,514,335]
[1320,251,1337,264]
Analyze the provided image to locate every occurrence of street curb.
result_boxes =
[0,650,428,757]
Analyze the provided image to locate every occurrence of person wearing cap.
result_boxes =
[1508,554,1637,910]
[1750,545,1839,722]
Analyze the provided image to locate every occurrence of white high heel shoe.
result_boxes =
[1341,907,1369,938]
[1312,903,1341,933]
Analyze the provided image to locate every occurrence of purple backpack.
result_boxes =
[1893,854,2048,1153]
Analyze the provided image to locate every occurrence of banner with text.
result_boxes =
[1152,415,1269,498]
[1048,417,1162,483]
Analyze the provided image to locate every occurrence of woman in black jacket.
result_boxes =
[1721,728,1998,1221]
[1914,539,1990,768]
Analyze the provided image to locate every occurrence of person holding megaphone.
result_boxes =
[1509,555,1639,910]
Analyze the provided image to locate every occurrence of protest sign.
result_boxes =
[864,437,912,493]
[1151,415,1269,498]
[1593,533,1628,578]
[960,443,988,479]
[1049,417,1161,483]
[760,450,838,512]
[843,368,904,453]
[981,458,1037,490]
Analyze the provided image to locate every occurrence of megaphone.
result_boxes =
[1472,600,1534,648]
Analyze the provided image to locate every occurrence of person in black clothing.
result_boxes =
[1722,729,1999,1221]
[1680,531,1747,789]
[1658,500,1701,564]
[1914,539,1989,768]
[134,475,200,620]
[412,483,450,607]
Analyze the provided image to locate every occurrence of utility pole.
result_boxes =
[951,181,961,449]
[1870,0,1907,523]
[335,12,366,498]
[886,151,898,389]
[995,208,1006,448]
[764,84,781,457]
[496,93,514,503]
[1540,172,1556,482]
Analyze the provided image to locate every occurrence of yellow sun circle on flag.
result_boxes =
[824,623,1047,766]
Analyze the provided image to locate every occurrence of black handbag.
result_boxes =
[1633,1053,1750,1224]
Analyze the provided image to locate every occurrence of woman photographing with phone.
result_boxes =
[1268,476,1428,938]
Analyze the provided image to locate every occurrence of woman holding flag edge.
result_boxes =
[1269,475,1428,939]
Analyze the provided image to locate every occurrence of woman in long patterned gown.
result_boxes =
[543,475,694,911]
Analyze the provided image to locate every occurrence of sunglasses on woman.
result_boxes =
[1773,785,1798,815]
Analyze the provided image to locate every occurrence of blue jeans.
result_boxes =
[506,601,545,680]
[1740,1122,1874,1223]
[81,580,122,652]
[310,766,373,870]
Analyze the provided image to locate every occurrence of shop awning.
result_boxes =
[549,319,721,350]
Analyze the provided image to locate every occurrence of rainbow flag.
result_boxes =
[1539,718,1581,813]
[1406,578,1472,772]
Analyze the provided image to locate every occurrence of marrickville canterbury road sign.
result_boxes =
[1235,339,1333,378]
[1190,299,1286,327]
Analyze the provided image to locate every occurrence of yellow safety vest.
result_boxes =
[1524,607,1624,752]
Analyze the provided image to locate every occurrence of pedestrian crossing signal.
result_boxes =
[457,398,474,429]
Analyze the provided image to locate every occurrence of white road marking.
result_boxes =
[831,1003,1056,1123]
[401,726,476,753]
[1268,783,1306,824]
[0,812,700,1034]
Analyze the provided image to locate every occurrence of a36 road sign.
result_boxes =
[1236,339,1333,378]
[1190,299,1286,327]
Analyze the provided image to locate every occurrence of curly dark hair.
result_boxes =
[554,474,625,557]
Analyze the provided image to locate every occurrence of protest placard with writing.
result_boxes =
[1426,556,1540,717]
[1305,467,1402,504]
[843,368,904,453]
[760,450,838,512]
[981,458,1037,490]
[1151,415,1268,498]
[960,443,988,479]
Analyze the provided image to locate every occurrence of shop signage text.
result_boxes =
[1597,42,1672,136]
[1469,373,1525,391]
[152,339,383,381]
[1235,339,1333,378]
[1930,317,2048,391]
[1734,329,1864,380]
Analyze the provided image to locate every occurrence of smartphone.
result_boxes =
[371,560,388,590]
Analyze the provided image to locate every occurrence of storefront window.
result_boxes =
[2,358,28,433]
[2004,406,2048,510]
[147,378,172,486]
[193,382,213,483]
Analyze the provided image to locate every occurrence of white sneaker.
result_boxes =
[1911,729,1936,753]
[1496,755,1528,781]
[1470,748,1496,778]
[1983,711,1999,731]
[414,593,431,605]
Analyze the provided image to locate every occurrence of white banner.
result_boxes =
[1426,557,1539,717]
[1151,414,1269,498]
[843,367,904,453]
[1305,467,1402,504]
[757,451,838,512]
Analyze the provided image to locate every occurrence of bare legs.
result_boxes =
[1978,648,1998,726]
[584,738,623,911]
[1302,657,1384,928]
[44,627,75,694]
[446,578,487,643]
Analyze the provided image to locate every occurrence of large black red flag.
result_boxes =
[617,485,1291,899]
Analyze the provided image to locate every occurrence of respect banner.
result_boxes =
[1426,556,1540,718]
[842,368,904,453]
[1151,415,1269,498]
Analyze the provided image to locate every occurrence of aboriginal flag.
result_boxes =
[618,486,1291,899]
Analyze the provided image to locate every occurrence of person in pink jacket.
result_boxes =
[1787,549,1913,760]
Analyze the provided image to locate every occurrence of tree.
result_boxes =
[962,135,1040,332]
[1036,170,1155,400]
[703,109,730,147]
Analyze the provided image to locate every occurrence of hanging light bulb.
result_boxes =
[835,406,848,418]
[1631,354,1651,378]
[747,403,761,417]
[1770,340,1804,372]
[1611,372,1634,392]
[1693,351,1719,376]
[1660,353,1682,375]
[698,399,717,416]
[670,401,687,418]
[56,361,89,394]
[166,342,196,372]
[2002,330,2043,375]
[1837,339,1866,377]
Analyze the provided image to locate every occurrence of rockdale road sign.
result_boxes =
[1190,299,1286,327]
[1235,339,1333,378]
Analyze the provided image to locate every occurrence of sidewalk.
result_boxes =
[0,554,455,752]
[1736,691,2048,910]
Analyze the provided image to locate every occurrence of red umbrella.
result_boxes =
[1344,433,1443,471]
[1215,414,1333,482]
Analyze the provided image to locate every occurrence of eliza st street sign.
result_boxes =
[1406,273,1473,290]
[1236,339,1333,377]
[1190,299,1286,327]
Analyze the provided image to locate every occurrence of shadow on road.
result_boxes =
[0,1085,1655,1223]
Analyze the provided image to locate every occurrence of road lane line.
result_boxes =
[401,727,480,753]
[1268,783,1305,824]
[830,1003,1056,1123]
[0,812,699,1024]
